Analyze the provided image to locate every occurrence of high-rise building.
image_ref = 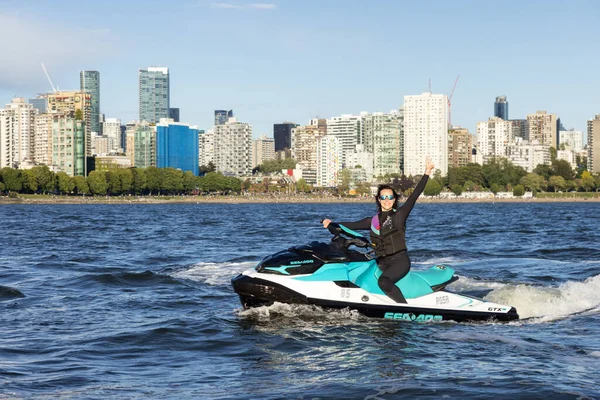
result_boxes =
[213,117,251,176]
[291,119,327,185]
[273,122,298,152]
[0,98,37,168]
[316,135,340,187]
[346,144,374,181]
[559,129,584,152]
[199,129,214,169]
[156,118,199,175]
[214,110,233,126]
[45,91,93,156]
[131,121,155,168]
[34,113,52,166]
[80,70,101,134]
[448,127,473,168]
[139,67,170,123]
[103,118,122,153]
[168,108,180,123]
[51,114,85,176]
[252,135,275,168]
[526,110,558,148]
[29,97,47,114]
[587,115,600,173]
[403,93,448,176]
[506,137,551,173]
[476,117,512,163]
[509,119,528,140]
[326,114,362,168]
[494,95,509,120]
[361,111,403,177]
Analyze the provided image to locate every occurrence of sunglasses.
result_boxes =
[379,194,395,201]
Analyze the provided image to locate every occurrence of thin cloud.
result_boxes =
[249,3,276,9]
[212,3,243,9]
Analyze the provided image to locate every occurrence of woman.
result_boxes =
[322,158,434,303]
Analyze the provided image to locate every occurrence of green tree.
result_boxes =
[56,172,74,194]
[242,178,251,191]
[131,168,147,195]
[161,168,184,194]
[520,173,546,192]
[533,164,552,181]
[118,168,133,194]
[513,184,525,197]
[423,179,442,196]
[450,183,463,196]
[87,171,108,196]
[145,166,162,195]
[31,165,55,194]
[21,169,38,193]
[182,171,197,193]
[200,172,227,193]
[105,171,122,195]
[224,176,242,193]
[547,175,566,192]
[0,182,5,194]
[200,161,217,175]
[580,171,595,192]
[0,168,22,192]
[490,183,501,195]
[355,181,371,196]
[337,169,351,195]
[296,178,311,193]
[549,146,557,162]
[551,159,574,181]
[72,176,90,195]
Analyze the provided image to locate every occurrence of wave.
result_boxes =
[76,270,183,287]
[0,285,25,300]
[172,261,256,286]
[484,274,600,321]
[236,302,364,324]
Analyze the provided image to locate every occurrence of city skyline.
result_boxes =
[1,1,599,138]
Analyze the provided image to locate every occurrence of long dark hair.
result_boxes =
[374,184,399,213]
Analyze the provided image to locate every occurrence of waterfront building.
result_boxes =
[448,126,473,168]
[346,144,374,181]
[128,121,155,168]
[291,119,327,185]
[326,114,361,168]
[0,98,37,168]
[94,155,132,172]
[34,113,52,166]
[156,118,199,175]
[403,93,448,176]
[316,135,340,187]
[91,133,115,156]
[139,67,170,123]
[46,91,93,156]
[273,122,298,152]
[199,129,214,169]
[51,114,85,176]
[102,118,122,153]
[29,96,47,114]
[477,117,512,163]
[505,138,550,172]
[213,118,251,176]
[361,111,403,177]
[588,114,600,173]
[494,95,509,120]
[558,129,584,152]
[252,135,275,168]
[526,110,558,148]
[168,108,180,123]
[214,110,233,126]
[80,70,101,134]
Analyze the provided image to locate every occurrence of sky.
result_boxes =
[1,0,599,139]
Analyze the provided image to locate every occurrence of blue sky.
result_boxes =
[1,0,598,139]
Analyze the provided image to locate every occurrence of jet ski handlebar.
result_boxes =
[324,221,374,249]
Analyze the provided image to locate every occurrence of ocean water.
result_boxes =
[0,202,599,399]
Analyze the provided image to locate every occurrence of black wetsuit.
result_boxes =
[338,175,429,303]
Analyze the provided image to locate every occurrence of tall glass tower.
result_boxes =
[214,109,233,126]
[494,95,508,120]
[139,67,170,123]
[80,70,101,134]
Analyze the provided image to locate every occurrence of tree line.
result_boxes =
[0,166,241,196]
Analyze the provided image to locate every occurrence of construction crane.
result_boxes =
[41,63,58,93]
[447,75,460,128]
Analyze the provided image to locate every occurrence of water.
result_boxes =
[1,202,599,399]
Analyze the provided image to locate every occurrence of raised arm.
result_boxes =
[398,157,434,218]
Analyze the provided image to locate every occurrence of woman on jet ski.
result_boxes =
[322,157,435,303]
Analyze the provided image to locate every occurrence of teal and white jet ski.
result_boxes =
[231,223,518,322]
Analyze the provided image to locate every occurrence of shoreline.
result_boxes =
[1,194,600,205]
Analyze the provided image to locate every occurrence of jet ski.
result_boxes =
[231,223,519,322]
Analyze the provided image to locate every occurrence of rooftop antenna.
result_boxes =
[41,63,58,93]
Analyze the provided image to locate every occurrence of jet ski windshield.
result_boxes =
[326,222,373,250]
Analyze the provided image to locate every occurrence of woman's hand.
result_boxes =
[425,157,435,176]
[322,219,331,228]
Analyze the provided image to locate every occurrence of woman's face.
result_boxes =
[378,189,395,212]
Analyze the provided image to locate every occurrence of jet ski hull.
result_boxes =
[232,273,519,323]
